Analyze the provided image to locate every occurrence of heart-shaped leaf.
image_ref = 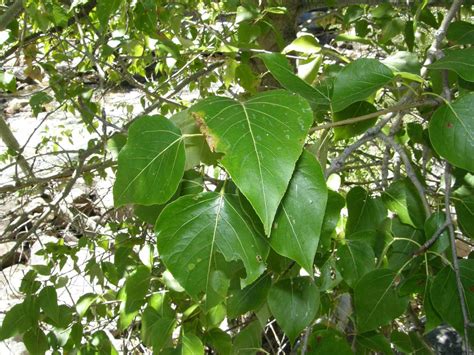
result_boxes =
[190,90,313,234]
[114,115,185,206]
[267,277,319,344]
[354,268,409,332]
[429,93,474,172]
[270,150,328,273]
[336,240,375,287]
[155,192,268,309]
[332,58,393,112]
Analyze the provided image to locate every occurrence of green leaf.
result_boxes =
[447,21,474,45]
[190,90,313,234]
[182,332,204,355]
[356,332,393,354]
[114,115,185,206]
[170,110,218,170]
[283,34,321,55]
[0,302,35,339]
[232,320,263,355]
[354,269,409,332]
[429,93,474,172]
[336,240,375,288]
[205,329,232,354]
[141,307,175,352]
[39,286,60,323]
[387,217,424,270]
[382,178,426,229]
[308,328,353,354]
[270,150,328,273]
[23,327,49,355]
[391,331,433,354]
[119,266,151,329]
[0,71,16,92]
[424,212,449,253]
[454,185,474,239]
[429,48,474,82]
[332,58,393,112]
[332,101,377,140]
[430,260,474,344]
[267,277,319,344]
[319,190,345,252]
[346,187,387,235]
[156,192,268,309]
[258,53,331,116]
[227,274,271,318]
[76,293,98,317]
[97,0,123,28]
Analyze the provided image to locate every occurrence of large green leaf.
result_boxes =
[0,301,36,340]
[267,277,319,344]
[429,93,474,172]
[354,269,409,332]
[382,178,426,229]
[190,90,313,233]
[332,58,393,112]
[270,150,328,273]
[38,286,60,323]
[454,185,474,239]
[346,187,387,235]
[23,327,49,355]
[332,101,377,140]
[114,115,185,206]
[430,260,474,344]
[155,192,268,309]
[447,21,474,45]
[429,48,474,82]
[258,53,331,115]
[336,239,375,288]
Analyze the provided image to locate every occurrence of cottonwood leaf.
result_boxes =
[447,21,474,45]
[332,58,393,112]
[190,90,313,234]
[270,150,328,273]
[346,187,387,235]
[333,101,377,140]
[354,269,409,332]
[429,48,474,82]
[155,192,268,309]
[429,93,474,172]
[114,115,185,206]
[267,277,319,344]
[336,240,375,288]
[454,185,474,239]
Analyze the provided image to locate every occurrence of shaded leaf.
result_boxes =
[346,187,387,235]
[308,328,352,354]
[267,277,319,344]
[39,286,60,323]
[270,150,328,273]
[429,48,474,82]
[333,101,377,140]
[354,269,409,332]
[227,274,271,319]
[454,185,474,239]
[336,239,375,287]
[23,327,49,355]
[141,307,175,352]
[447,21,474,45]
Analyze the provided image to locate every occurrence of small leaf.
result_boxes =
[319,190,345,252]
[430,260,474,344]
[332,58,393,112]
[190,90,313,234]
[346,187,387,235]
[23,327,49,355]
[429,48,474,82]
[332,101,377,140]
[267,277,319,344]
[0,302,34,339]
[270,150,328,273]
[336,240,375,288]
[382,178,426,229]
[429,93,474,172]
[156,193,268,309]
[354,269,409,332]
[258,53,331,116]
[182,332,204,355]
[119,266,151,329]
[227,274,271,318]
[76,293,98,317]
[114,115,185,206]
[39,286,60,323]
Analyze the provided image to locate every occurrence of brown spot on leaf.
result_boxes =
[469,285,474,293]
[447,122,453,128]
[192,111,218,152]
